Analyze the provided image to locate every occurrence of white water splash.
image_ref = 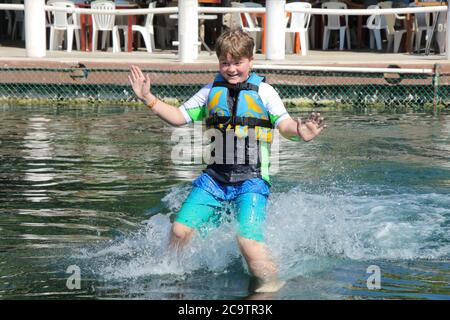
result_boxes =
[266,187,449,280]
[78,184,449,281]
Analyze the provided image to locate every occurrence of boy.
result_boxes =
[129,28,325,293]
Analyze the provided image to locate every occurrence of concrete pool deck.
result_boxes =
[1,45,450,71]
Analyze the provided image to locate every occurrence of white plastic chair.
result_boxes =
[5,10,13,37]
[231,2,263,52]
[365,5,389,51]
[125,1,156,53]
[285,2,312,56]
[112,0,134,50]
[48,1,81,52]
[45,1,55,29]
[321,2,351,50]
[153,1,177,49]
[8,0,24,40]
[91,0,121,53]
[386,16,406,53]
[409,2,434,52]
[11,11,24,41]
[46,0,78,47]
[379,1,406,53]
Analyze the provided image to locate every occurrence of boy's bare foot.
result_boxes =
[253,279,286,293]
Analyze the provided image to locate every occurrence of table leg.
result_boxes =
[127,15,133,52]
[88,15,92,51]
[295,33,300,54]
[405,13,413,53]
[357,16,363,49]
[80,14,86,51]
[318,15,324,50]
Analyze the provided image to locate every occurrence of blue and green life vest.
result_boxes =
[203,72,274,184]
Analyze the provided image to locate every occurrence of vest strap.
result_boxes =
[212,81,259,93]
[206,115,273,129]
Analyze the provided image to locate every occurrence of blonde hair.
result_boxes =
[215,28,254,60]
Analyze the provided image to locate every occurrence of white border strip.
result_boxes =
[253,64,433,74]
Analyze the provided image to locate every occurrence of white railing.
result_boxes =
[42,5,179,15]
[0,4,445,15]
[0,2,448,60]
[0,4,24,11]
[199,6,447,15]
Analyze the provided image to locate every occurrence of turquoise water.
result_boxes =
[0,105,449,299]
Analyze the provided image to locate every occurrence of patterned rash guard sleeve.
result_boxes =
[179,83,213,123]
[258,82,291,128]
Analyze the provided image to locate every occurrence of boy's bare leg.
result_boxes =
[170,222,194,256]
[237,236,285,293]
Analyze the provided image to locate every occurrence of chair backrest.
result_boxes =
[91,0,115,30]
[378,1,405,33]
[285,2,312,30]
[377,1,393,9]
[5,10,12,21]
[46,0,71,15]
[13,0,24,22]
[241,1,262,7]
[366,5,388,29]
[231,2,262,29]
[409,2,430,29]
[49,1,78,28]
[46,0,63,25]
[47,0,74,4]
[231,2,245,28]
[321,2,347,27]
[144,1,157,29]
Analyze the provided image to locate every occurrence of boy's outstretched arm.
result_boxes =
[129,65,187,127]
[277,112,325,142]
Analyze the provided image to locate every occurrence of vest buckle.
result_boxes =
[230,116,236,126]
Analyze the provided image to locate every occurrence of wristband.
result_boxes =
[146,96,159,109]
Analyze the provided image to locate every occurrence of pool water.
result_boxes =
[0,105,449,299]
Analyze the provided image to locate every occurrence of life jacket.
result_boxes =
[204,72,274,184]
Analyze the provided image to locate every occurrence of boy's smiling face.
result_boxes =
[219,53,254,84]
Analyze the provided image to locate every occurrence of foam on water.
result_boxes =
[76,182,449,281]
[75,185,243,279]
[266,187,449,280]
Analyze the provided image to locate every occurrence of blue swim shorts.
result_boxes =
[175,173,270,242]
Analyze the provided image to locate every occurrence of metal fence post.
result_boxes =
[433,63,441,114]
[25,0,46,58]
[446,4,450,60]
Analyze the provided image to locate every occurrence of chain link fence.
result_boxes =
[0,65,449,112]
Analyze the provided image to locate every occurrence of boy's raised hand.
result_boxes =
[128,65,152,102]
[296,112,326,142]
